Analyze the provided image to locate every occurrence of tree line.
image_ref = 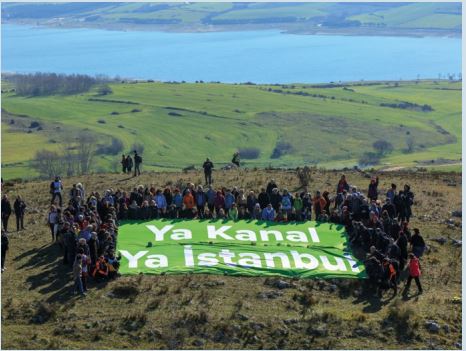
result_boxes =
[4,72,113,96]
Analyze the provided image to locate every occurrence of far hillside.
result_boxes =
[1,78,461,180]
[1,2,461,36]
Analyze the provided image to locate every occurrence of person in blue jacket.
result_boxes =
[261,204,276,221]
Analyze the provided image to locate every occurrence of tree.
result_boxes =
[75,132,97,174]
[32,150,64,178]
[372,139,394,156]
[358,152,381,167]
[97,84,113,96]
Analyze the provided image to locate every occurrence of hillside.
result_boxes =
[1,2,461,37]
[1,79,461,180]
[0,169,462,349]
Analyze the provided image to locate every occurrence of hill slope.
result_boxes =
[1,2,461,36]
[1,80,461,179]
[0,169,462,349]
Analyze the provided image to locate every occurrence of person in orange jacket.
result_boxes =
[403,253,423,295]
[312,191,327,220]
[183,189,195,210]
[92,255,109,280]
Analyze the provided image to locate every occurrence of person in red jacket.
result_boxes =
[403,253,423,295]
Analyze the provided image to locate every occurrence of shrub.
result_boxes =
[96,137,124,155]
[97,119,106,124]
[271,141,293,159]
[110,111,119,115]
[29,121,41,128]
[358,152,381,166]
[97,84,113,96]
[372,139,394,155]
[111,283,139,298]
[131,108,141,113]
[238,147,260,159]
[168,112,182,117]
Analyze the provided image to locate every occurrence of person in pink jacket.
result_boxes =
[403,253,423,295]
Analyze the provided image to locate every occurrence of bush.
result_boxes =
[29,121,41,128]
[238,147,260,159]
[271,141,293,159]
[372,139,394,155]
[358,152,381,166]
[168,112,182,117]
[97,119,106,124]
[97,84,113,96]
[110,283,139,298]
[96,137,124,155]
[131,108,142,113]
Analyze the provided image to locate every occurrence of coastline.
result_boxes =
[3,19,461,39]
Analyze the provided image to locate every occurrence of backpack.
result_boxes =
[135,155,142,164]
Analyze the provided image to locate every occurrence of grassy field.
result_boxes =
[0,169,462,349]
[1,79,461,180]
[349,3,461,30]
[2,2,461,36]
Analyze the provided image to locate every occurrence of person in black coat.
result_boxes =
[202,158,214,185]
[1,195,12,232]
[13,195,26,231]
[1,229,9,272]
[257,188,270,210]
[270,188,282,212]
[266,180,278,197]
[396,231,408,269]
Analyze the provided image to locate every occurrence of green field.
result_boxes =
[1,79,461,180]
[2,2,461,36]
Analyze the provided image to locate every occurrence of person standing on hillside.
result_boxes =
[50,176,63,207]
[202,158,214,185]
[73,254,85,296]
[13,195,26,232]
[336,174,350,194]
[133,151,142,177]
[232,151,240,167]
[47,205,59,242]
[386,183,397,204]
[126,155,133,174]
[1,229,9,272]
[121,154,127,174]
[410,228,426,258]
[1,195,12,232]
[403,253,423,295]
[368,176,379,201]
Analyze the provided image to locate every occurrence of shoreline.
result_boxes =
[3,19,461,39]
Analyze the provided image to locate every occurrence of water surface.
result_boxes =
[2,24,461,83]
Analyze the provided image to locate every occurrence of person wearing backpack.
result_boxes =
[50,176,63,207]
[403,253,423,295]
[133,151,142,176]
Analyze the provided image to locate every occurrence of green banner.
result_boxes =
[116,219,366,279]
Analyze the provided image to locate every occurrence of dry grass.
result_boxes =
[1,168,462,349]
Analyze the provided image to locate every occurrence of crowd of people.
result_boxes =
[1,169,425,298]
